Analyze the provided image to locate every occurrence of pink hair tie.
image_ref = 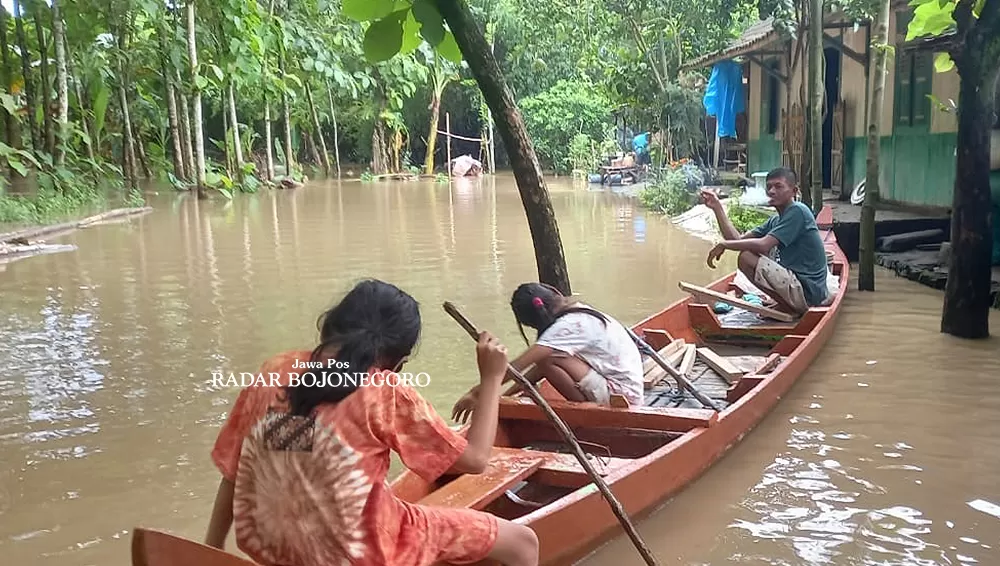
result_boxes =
[532,297,544,308]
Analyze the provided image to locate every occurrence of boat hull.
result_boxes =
[392,227,849,566]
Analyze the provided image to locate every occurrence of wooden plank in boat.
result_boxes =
[491,447,632,489]
[696,347,744,384]
[642,339,685,375]
[418,450,545,510]
[679,281,796,323]
[678,344,697,376]
[643,344,689,389]
[498,397,717,431]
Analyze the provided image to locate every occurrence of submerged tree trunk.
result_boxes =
[52,0,69,166]
[807,0,824,214]
[940,0,1000,339]
[424,89,442,175]
[187,1,206,195]
[264,97,275,181]
[33,0,54,156]
[305,83,330,176]
[13,0,39,154]
[228,81,244,180]
[858,0,891,292]
[326,81,341,177]
[433,0,572,294]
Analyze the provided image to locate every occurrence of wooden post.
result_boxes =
[446,112,452,176]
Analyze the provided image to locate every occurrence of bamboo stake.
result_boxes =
[442,302,660,566]
[446,112,452,176]
[624,327,723,412]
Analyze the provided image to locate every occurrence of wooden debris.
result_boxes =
[644,343,695,390]
[677,344,697,376]
[609,394,630,408]
[0,242,78,264]
[642,339,684,374]
[679,281,795,322]
[696,347,745,385]
[752,353,782,375]
[0,207,153,245]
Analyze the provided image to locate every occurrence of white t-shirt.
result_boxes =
[535,305,644,406]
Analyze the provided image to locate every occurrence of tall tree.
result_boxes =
[858,0,892,291]
[807,0,824,213]
[907,0,1000,338]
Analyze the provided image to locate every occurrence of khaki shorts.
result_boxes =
[576,368,610,405]
[754,255,813,315]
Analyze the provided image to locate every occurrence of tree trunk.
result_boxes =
[264,97,275,181]
[858,0,890,292]
[135,124,153,179]
[326,81,341,177]
[161,52,185,180]
[0,7,17,153]
[222,97,233,174]
[424,93,441,175]
[940,1,1000,339]
[114,18,138,190]
[13,0,39,154]
[305,82,330,176]
[807,0,824,214]
[433,0,572,294]
[228,81,244,180]
[33,0,55,156]
[176,69,195,182]
[306,129,322,170]
[187,1,207,196]
[52,0,69,166]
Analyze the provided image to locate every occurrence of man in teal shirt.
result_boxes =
[700,167,831,315]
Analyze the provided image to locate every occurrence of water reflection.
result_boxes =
[1,175,998,566]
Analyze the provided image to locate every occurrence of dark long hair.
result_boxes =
[285,279,421,416]
[510,282,608,346]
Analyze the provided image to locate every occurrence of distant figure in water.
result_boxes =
[204,279,538,566]
[452,282,644,420]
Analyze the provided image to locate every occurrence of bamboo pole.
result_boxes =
[442,302,661,566]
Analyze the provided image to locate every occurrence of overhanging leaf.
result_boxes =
[362,12,406,62]
[399,11,423,55]
[343,0,395,22]
[933,51,954,73]
[435,30,463,63]
[412,0,444,46]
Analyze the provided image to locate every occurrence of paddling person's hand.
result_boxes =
[707,242,726,268]
[452,388,479,424]
[699,188,723,212]
[475,331,508,383]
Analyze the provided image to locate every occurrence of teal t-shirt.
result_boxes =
[750,201,829,306]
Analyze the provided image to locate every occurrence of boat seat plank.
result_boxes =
[499,397,717,431]
[680,281,795,322]
[492,447,632,489]
[418,450,545,510]
[131,528,257,566]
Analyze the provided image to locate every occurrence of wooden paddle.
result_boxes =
[624,327,723,412]
[442,302,660,566]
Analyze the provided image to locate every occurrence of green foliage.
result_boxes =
[637,167,695,216]
[345,0,463,64]
[519,80,614,173]
[725,188,773,233]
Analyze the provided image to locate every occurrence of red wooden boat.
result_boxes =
[390,219,848,565]
[129,213,847,566]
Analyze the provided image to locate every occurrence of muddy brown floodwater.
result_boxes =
[1,175,998,566]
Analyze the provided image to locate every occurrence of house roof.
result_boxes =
[679,18,781,71]
[899,31,958,53]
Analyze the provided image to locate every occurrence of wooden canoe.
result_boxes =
[390,223,849,565]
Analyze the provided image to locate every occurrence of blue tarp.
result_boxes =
[703,61,745,139]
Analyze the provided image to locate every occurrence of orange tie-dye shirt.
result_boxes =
[211,350,498,566]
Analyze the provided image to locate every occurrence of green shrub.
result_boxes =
[520,80,614,173]
[726,188,773,233]
[637,167,695,216]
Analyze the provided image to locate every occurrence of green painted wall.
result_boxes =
[748,134,782,174]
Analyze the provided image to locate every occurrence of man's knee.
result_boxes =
[737,250,759,275]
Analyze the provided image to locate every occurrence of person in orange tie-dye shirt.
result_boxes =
[203,279,538,566]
